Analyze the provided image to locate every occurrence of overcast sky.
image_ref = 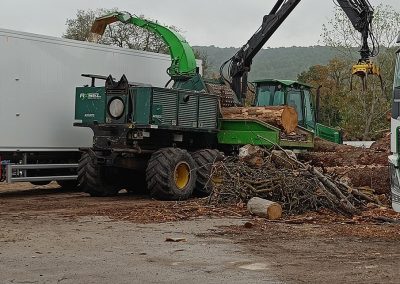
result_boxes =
[0,0,398,48]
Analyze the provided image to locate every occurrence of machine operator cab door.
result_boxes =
[253,79,342,143]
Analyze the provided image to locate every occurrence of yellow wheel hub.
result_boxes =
[174,162,190,190]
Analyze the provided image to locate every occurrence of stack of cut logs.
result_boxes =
[221,106,298,134]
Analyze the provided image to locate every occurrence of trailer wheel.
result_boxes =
[146,148,196,200]
[83,155,119,197]
[192,149,224,197]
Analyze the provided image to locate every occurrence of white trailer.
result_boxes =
[0,28,172,185]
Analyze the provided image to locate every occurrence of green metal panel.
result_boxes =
[315,123,343,144]
[218,119,280,146]
[198,95,219,129]
[178,92,198,128]
[149,87,219,130]
[152,88,179,126]
[133,87,151,125]
[75,87,106,123]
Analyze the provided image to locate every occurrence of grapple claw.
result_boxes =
[350,60,383,92]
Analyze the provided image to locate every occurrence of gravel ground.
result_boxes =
[1,182,400,283]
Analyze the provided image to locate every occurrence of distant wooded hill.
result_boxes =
[193,45,341,81]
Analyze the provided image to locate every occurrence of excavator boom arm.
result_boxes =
[336,0,374,60]
[223,0,379,104]
[225,0,301,104]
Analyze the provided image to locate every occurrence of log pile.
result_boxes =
[210,147,382,216]
[298,137,389,195]
[221,106,298,134]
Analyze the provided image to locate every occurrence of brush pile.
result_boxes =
[210,146,382,216]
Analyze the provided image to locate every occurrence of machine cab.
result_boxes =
[253,79,316,130]
[253,79,342,143]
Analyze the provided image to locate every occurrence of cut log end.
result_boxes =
[247,197,283,220]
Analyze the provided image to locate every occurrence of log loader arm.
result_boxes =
[336,0,382,91]
[221,0,382,105]
[91,12,206,91]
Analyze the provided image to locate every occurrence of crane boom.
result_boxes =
[222,0,381,105]
[222,0,301,104]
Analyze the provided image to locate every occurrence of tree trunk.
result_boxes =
[247,197,282,220]
[221,106,298,134]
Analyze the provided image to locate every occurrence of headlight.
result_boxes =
[108,97,125,119]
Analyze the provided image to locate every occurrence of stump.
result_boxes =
[247,197,282,220]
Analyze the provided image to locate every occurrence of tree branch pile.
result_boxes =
[210,148,381,216]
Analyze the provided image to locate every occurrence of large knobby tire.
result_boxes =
[146,148,197,200]
[77,152,89,190]
[192,149,224,197]
[82,154,119,197]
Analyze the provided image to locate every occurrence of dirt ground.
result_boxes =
[1,182,400,283]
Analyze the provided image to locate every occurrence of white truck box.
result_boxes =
[0,28,175,183]
[0,28,171,151]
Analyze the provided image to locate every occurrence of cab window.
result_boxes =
[303,89,315,127]
[287,89,303,123]
[256,85,273,106]
[273,90,285,105]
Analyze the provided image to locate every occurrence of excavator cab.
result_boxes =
[253,79,342,143]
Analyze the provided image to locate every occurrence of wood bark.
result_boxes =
[221,106,298,134]
[247,197,282,220]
